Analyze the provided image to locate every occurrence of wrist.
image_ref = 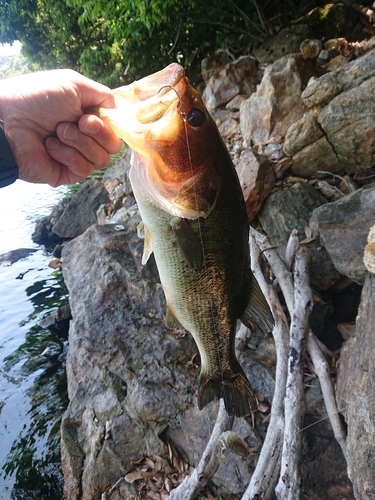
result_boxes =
[0,120,19,188]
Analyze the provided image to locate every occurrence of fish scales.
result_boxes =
[92,63,274,417]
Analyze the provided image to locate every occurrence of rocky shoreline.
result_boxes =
[32,9,375,500]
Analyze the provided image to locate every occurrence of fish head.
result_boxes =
[96,63,223,218]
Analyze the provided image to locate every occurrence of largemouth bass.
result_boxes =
[93,63,274,417]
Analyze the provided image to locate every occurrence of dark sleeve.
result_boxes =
[0,120,18,188]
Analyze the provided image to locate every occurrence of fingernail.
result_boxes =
[84,118,99,135]
[63,123,77,140]
[46,137,59,150]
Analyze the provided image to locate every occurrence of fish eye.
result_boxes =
[187,108,205,129]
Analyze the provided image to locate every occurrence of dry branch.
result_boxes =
[275,247,312,500]
[306,331,347,460]
[242,233,290,500]
[168,400,232,500]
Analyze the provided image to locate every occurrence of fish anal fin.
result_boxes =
[165,306,184,330]
[170,218,203,270]
[241,273,274,332]
[138,222,153,265]
[197,367,258,417]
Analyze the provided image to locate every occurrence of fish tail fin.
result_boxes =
[198,367,258,417]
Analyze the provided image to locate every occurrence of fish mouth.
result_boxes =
[111,63,186,142]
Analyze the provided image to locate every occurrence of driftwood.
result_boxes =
[275,247,312,500]
[102,227,347,499]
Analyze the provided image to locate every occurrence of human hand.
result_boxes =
[0,69,122,186]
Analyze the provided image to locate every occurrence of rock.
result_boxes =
[61,221,276,499]
[235,149,275,220]
[240,55,306,147]
[310,186,375,284]
[39,304,72,335]
[201,52,233,83]
[292,3,357,38]
[317,76,375,174]
[102,147,131,184]
[302,49,375,108]
[254,24,310,64]
[218,116,240,138]
[225,94,247,111]
[53,179,110,239]
[300,38,322,59]
[202,55,260,112]
[290,135,341,177]
[364,35,375,53]
[32,196,70,245]
[283,112,324,157]
[336,274,375,499]
[60,222,195,499]
[0,247,37,266]
[258,182,340,289]
[364,224,375,273]
[284,51,375,177]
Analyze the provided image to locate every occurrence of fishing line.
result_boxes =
[250,386,375,456]
[158,83,230,412]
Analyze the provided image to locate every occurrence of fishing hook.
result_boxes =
[157,85,186,120]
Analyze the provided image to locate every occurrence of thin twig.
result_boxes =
[275,247,312,500]
[168,19,182,55]
[306,330,347,460]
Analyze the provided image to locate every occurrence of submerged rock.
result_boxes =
[0,248,37,266]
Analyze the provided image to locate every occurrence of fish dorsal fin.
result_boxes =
[240,273,274,332]
[137,221,153,265]
[165,306,184,330]
[170,218,203,270]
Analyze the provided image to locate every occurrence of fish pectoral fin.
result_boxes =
[139,222,153,265]
[165,306,184,330]
[170,218,203,270]
[240,273,275,332]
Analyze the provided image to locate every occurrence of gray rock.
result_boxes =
[254,24,310,64]
[310,186,375,283]
[61,221,274,499]
[32,196,70,245]
[283,112,324,158]
[336,274,375,499]
[318,76,375,174]
[290,135,341,178]
[258,182,340,289]
[53,178,109,239]
[202,55,260,112]
[0,248,37,266]
[240,55,306,147]
[302,48,375,108]
[39,304,72,334]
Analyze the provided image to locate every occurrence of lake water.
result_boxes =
[0,180,68,499]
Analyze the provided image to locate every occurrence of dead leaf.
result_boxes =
[300,237,315,245]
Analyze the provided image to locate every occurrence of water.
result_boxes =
[0,180,69,499]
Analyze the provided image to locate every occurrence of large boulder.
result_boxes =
[53,178,109,239]
[310,186,375,283]
[257,182,340,289]
[240,55,307,147]
[286,49,375,177]
[336,274,375,499]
